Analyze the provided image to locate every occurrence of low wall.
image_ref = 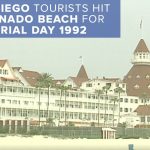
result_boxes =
[30,126,103,139]
[115,127,150,139]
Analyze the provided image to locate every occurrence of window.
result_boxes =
[84,103,87,109]
[106,83,111,87]
[140,54,142,59]
[79,113,82,119]
[120,98,123,102]
[141,117,145,122]
[0,69,2,74]
[88,103,91,109]
[136,75,140,78]
[105,96,108,100]
[146,75,150,79]
[3,69,8,75]
[92,103,95,109]
[122,84,125,88]
[134,84,139,89]
[116,83,119,87]
[68,85,72,89]
[12,100,17,104]
[124,98,128,103]
[74,113,78,119]
[86,83,92,87]
[92,114,95,120]
[147,117,150,122]
[124,108,128,112]
[120,108,123,112]
[1,99,5,103]
[24,101,29,105]
[7,100,11,104]
[135,99,138,103]
[29,90,32,94]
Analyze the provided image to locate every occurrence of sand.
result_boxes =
[0,135,150,150]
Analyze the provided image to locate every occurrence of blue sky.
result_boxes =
[0,0,150,79]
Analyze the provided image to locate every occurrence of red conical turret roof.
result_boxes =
[134,39,149,53]
[77,65,88,80]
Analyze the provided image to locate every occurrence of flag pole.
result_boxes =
[140,17,143,39]
[79,56,83,65]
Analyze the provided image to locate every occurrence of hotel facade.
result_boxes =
[0,39,150,128]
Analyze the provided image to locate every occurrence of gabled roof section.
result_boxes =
[0,59,7,68]
[20,70,41,87]
[134,39,149,53]
[70,76,82,87]
[134,105,150,116]
[53,79,65,86]
[77,65,88,80]
[12,67,23,72]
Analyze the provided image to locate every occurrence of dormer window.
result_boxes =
[136,75,140,78]
[148,85,150,89]
[134,84,139,89]
[146,75,150,79]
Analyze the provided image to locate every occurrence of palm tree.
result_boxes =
[63,86,69,126]
[102,84,111,126]
[47,117,55,127]
[114,86,124,125]
[140,93,149,127]
[36,81,44,126]
[36,73,53,124]
[57,85,69,126]
[110,97,118,127]
[57,85,64,126]
[95,89,103,127]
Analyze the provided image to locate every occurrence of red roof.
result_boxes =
[134,105,150,116]
[124,65,150,97]
[0,60,7,67]
[66,65,89,87]
[20,70,41,87]
[73,65,89,87]
[53,79,65,85]
[69,76,85,87]
[77,65,88,80]
[134,39,149,53]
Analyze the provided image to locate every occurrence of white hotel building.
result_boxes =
[0,39,150,127]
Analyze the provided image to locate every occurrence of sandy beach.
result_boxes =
[0,135,150,150]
